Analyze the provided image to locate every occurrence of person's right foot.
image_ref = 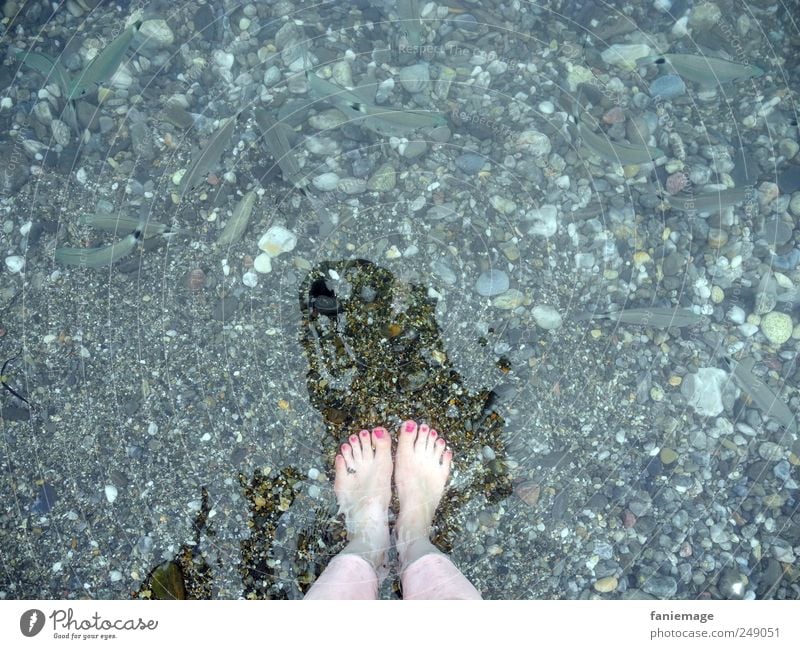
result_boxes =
[394,420,452,551]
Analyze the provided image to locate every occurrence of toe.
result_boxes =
[398,420,416,455]
[349,433,364,462]
[427,428,439,453]
[359,429,373,457]
[432,436,446,462]
[341,442,354,463]
[372,426,391,453]
[441,447,453,477]
[417,423,429,448]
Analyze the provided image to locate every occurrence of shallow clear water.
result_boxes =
[0,0,798,600]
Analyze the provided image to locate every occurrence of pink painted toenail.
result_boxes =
[437,438,445,446]
[373,427,384,438]
[341,444,349,452]
[405,421,416,432]
[350,435,358,443]
[360,430,369,437]
[430,429,438,437]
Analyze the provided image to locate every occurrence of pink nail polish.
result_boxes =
[405,421,416,432]
[360,430,369,437]
[374,427,384,438]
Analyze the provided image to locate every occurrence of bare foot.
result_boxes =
[394,420,452,563]
[334,427,392,568]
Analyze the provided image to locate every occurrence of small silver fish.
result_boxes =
[578,120,665,165]
[725,356,798,434]
[178,114,238,198]
[638,53,764,85]
[580,307,704,328]
[68,21,141,99]
[306,71,446,136]
[254,108,306,187]
[55,232,140,267]
[659,185,753,216]
[217,190,257,247]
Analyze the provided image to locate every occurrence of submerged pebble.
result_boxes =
[649,74,686,99]
[258,225,297,257]
[475,269,509,297]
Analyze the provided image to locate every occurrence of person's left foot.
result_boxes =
[334,427,392,568]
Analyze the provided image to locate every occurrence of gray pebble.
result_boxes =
[399,63,430,93]
[758,441,784,461]
[455,153,486,174]
[642,574,677,598]
[475,269,509,296]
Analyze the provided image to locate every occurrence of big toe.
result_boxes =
[398,420,417,456]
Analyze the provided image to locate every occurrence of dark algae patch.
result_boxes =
[298,259,513,550]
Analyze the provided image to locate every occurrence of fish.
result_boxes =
[217,190,257,247]
[638,53,764,85]
[396,0,423,47]
[178,114,238,198]
[14,50,72,96]
[659,185,753,216]
[725,356,798,434]
[306,71,446,137]
[78,213,188,239]
[55,231,141,267]
[67,21,141,99]
[253,108,306,187]
[578,120,664,165]
[578,307,704,328]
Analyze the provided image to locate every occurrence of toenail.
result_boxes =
[436,438,445,446]
[360,430,369,437]
[341,444,349,452]
[430,429,438,437]
[350,435,358,443]
[405,421,415,432]
[373,427,384,438]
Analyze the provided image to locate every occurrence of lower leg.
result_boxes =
[394,420,482,599]
[304,427,392,600]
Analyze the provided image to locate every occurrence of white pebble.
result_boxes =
[727,305,746,324]
[532,304,562,330]
[109,570,123,582]
[258,225,297,257]
[312,172,340,191]
[213,50,235,71]
[5,255,25,274]
[307,468,320,480]
[538,100,555,114]
[242,270,258,287]
[253,252,273,273]
[104,485,118,504]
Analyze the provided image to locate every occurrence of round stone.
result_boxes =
[660,447,678,465]
[312,172,339,191]
[475,269,509,297]
[594,576,618,593]
[253,252,273,273]
[760,311,793,345]
[5,255,25,274]
[138,19,175,47]
[398,63,430,93]
[258,225,297,257]
[532,304,562,330]
[104,485,118,504]
[242,270,258,287]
